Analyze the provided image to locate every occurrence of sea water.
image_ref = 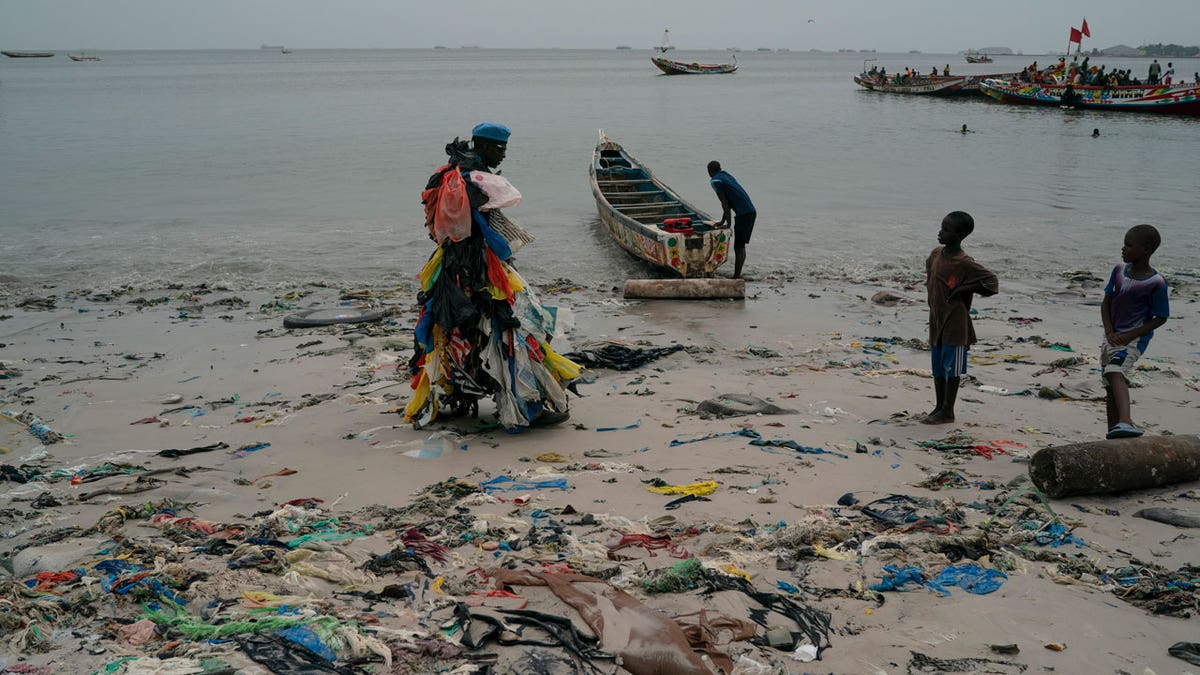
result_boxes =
[1,49,1197,296]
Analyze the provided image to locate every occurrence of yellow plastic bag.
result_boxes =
[646,480,718,497]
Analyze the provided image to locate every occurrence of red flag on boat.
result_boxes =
[1081,19,1090,37]
[1069,27,1083,44]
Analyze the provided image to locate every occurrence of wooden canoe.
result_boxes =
[651,56,737,75]
[589,133,730,277]
[979,78,1200,115]
[854,71,1019,95]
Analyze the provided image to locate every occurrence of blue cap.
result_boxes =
[471,122,511,143]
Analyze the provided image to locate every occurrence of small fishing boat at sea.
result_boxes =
[68,53,100,62]
[589,133,729,277]
[978,78,1200,115]
[964,51,993,63]
[651,55,737,75]
[855,73,970,95]
[854,69,1017,95]
[2,51,54,58]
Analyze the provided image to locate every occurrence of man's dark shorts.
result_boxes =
[734,212,757,248]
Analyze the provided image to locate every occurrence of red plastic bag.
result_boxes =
[433,169,472,243]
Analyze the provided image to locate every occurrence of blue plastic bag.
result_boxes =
[933,564,1007,595]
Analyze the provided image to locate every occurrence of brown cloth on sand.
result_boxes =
[492,569,711,675]
[674,609,759,673]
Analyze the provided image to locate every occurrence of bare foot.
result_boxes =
[922,411,955,425]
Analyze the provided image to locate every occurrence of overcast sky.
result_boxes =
[2,0,1197,53]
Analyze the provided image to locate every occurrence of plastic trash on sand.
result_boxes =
[792,644,819,662]
[402,431,463,459]
[732,654,774,674]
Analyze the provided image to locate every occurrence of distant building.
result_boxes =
[1099,44,1141,57]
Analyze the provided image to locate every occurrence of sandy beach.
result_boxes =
[2,271,1198,675]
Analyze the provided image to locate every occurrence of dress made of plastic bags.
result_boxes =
[469,171,523,211]
[431,169,472,243]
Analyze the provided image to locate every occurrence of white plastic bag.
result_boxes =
[469,171,522,210]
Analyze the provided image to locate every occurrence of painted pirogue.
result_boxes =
[588,132,730,277]
[979,78,1200,115]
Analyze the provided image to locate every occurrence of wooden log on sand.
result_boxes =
[1029,435,1200,499]
[623,278,745,300]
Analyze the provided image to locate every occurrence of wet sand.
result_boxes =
[1,273,1198,673]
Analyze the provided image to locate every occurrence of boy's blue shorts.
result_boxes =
[930,344,969,378]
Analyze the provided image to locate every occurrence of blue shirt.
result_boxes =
[709,171,755,215]
[1104,263,1169,352]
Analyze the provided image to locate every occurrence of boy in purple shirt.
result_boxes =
[1101,224,1170,439]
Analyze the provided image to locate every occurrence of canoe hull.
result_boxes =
[979,79,1200,115]
[590,136,730,278]
[854,72,1019,95]
[651,56,737,75]
[2,51,55,58]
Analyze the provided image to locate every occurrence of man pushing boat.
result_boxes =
[707,161,756,280]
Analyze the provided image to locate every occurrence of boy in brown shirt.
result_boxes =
[923,211,999,424]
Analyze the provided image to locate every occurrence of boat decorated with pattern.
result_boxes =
[978,78,1200,115]
[651,55,737,75]
[589,132,730,277]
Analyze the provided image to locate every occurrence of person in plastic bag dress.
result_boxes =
[403,122,582,431]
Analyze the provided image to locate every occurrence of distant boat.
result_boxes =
[68,53,100,62]
[656,28,674,53]
[756,47,772,52]
[651,55,737,75]
[433,45,447,49]
[260,44,284,50]
[726,47,742,52]
[2,51,55,58]
[616,45,632,50]
[964,50,993,63]
[280,47,292,54]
